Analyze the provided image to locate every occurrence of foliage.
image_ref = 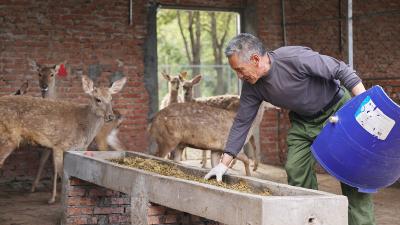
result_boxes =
[157,9,239,101]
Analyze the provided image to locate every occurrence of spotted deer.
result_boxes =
[182,77,268,171]
[28,60,126,195]
[196,96,278,171]
[0,75,127,203]
[166,74,203,161]
[149,102,252,176]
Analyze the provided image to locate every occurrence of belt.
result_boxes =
[300,87,345,119]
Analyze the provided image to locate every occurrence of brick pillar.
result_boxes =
[62,177,220,225]
[62,177,130,225]
[148,203,220,225]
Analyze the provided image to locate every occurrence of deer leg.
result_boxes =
[236,151,251,176]
[31,148,51,192]
[156,142,178,159]
[249,135,259,171]
[182,148,187,161]
[0,138,17,168]
[200,150,207,168]
[173,145,184,162]
[48,148,63,204]
[167,151,175,160]
[210,151,221,168]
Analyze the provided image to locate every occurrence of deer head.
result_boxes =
[182,74,202,102]
[82,75,127,122]
[161,71,186,93]
[29,59,64,98]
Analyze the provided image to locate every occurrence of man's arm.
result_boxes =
[204,83,262,181]
[224,84,262,157]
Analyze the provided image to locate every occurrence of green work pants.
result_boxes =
[285,89,375,225]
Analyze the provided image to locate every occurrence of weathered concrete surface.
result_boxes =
[62,151,348,225]
[1,159,400,225]
[130,175,149,225]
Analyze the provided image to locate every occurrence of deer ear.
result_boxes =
[54,64,61,74]
[28,59,40,71]
[82,75,94,94]
[191,74,202,85]
[20,81,29,95]
[161,72,170,81]
[179,71,188,81]
[109,76,127,94]
[14,81,29,96]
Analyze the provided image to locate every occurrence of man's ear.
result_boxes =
[250,54,260,66]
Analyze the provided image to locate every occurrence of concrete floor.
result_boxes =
[0,150,399,225]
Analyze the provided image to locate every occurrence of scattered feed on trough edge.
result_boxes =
[109,157,271,196]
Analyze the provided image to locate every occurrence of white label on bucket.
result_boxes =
[355,96,395,140]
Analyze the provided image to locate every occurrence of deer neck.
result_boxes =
[43,83,57,99]
[170,89,179,103]
[82,104,105,147]
[184,91,193,102]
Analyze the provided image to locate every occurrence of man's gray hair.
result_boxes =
[224,33,267,62]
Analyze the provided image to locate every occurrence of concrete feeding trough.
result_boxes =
[62,151,348,225]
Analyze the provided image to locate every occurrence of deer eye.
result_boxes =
[95,98,101,103]
[51,74,54,77]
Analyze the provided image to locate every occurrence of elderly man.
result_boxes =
[204,33,375,225]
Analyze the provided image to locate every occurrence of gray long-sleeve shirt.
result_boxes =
[225,46,361,156]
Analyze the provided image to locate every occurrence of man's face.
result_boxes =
[228,53,260,84]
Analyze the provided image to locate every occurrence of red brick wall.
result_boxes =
[148,203,220,225]
[0,1,151,152]
[63,177,220,225]
[257,0,400,166]
[0,0,246,182]
[0,0,150,182]
[1,0,399,180]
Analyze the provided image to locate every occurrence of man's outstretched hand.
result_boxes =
[204,153,233,182]
[204,163,229,182]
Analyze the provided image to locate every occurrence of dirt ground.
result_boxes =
[0,181,62,225]
[0,149,399,225]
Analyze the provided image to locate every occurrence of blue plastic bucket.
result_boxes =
[311,85,400,193]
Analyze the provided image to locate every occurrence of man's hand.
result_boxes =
[204,163,229,182]
[204,153,233,182]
